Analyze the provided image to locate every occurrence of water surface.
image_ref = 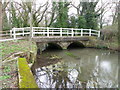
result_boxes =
[32,48,118,88]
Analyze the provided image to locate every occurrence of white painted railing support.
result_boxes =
[67,30,68,36]
[23,28,24,36]
[52,30,54,35]
[89,29,91,36]
[43,29,45,36]
[98,31,100,37]
[32,27,34,38]
[72,28,74,37]
[60,28,62,37]
[81,28,83,36]
[13,28,16,39]
[47,27,49,37]
[10,30,12,37]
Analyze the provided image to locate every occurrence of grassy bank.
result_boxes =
[88,37,119,51]
[99,23,119,51]
[0,40,37,61]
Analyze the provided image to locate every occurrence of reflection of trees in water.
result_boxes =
[35,62,86,88]
[51,63,91,88]
[35,59,117,88]
[34,49,118,88]
[94,56,118,88]
[52,64,72,88]
[98,64,118,88]
[35,63,99,88]
[35,63,76,88]
[35,62,98,88]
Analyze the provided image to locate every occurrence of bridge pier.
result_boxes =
[36,42,46,54]
[56,42,71,49]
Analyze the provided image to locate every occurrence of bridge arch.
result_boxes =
[46,42,63,50]
[67,41,85,49]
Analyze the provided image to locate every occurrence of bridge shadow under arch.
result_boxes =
[67,41,85,49]
[45,43,63,51]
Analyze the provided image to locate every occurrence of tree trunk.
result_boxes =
[118,1,120,44]
[0,1,2,86]
[0,2,2,32]
[118,2,120,89]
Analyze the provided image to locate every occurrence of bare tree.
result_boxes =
[97,1,113,29]
[45,2,58,27]
[0,1,2,32]
[118,1,120,43]
[71,1,81,16]
[112,3,119,24]
[13,1,49,27]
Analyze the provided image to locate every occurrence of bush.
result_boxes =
[100,23,118,41]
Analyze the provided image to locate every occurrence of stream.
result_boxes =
[32,48,118,88]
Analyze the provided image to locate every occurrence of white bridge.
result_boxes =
[0,27,100,42]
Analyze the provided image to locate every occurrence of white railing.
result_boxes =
[10,27,100,39]
[0,30,11,37]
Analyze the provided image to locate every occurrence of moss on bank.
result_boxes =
[18,58,38,88]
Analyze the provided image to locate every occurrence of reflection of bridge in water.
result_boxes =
[0,27,100,53]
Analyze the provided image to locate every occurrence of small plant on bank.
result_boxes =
[3,66,11,73]
[0,75,11,80]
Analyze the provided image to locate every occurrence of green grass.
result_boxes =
[1,40,37,60]
[0,75,11,80]
[3,66,11,73]
[0,66,11,80]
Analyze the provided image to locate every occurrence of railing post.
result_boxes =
[32,27,34,38]
[98,31,100,37]
[67,29,68,36]
[81,28,83,36]
[43,28,45,36]
[52,30,54,36]
[13,28,16,40]
[47,27,49,37]
[72,28,74,37]
[10,30,12,37]
[89,29,91,36]
[23,28,24,36]
[60,28,62,37]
